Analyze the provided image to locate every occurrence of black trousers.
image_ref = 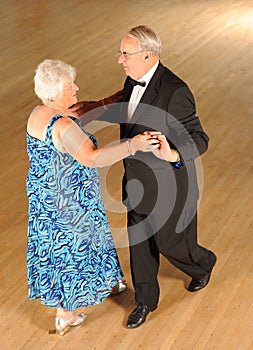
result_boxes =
[127,209,216,310]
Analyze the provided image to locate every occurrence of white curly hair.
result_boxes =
[34,59,76,105]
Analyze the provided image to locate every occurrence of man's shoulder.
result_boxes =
[158,63,187,87]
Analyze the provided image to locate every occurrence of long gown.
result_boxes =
[26,114,123,311]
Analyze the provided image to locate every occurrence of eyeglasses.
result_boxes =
[118,50,144,59]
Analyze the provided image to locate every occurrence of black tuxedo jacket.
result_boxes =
[104,62,209,230]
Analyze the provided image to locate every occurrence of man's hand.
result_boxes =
[104,89,123,105]
[69,89,123,117]
[144,133,180,162]
[69,101,91,113]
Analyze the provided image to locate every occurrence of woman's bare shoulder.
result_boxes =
[27,105,73,140]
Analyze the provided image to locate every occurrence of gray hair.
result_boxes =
[34,59,76,105]
[127,25,162,56]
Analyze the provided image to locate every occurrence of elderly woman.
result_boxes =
[26,59,163,335]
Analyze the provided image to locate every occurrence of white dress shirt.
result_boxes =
[128,61,159,121]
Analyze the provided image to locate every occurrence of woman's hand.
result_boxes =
[145,133,180,162]
[130,131,161,154]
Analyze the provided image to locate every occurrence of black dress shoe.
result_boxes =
[188,253,217,292]
[126,304,155,328]
[187,272,212,292]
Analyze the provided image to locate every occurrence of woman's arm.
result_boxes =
[53,117,160,168]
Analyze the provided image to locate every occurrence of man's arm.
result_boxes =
[70,89,123,117]
[166,86,209,162]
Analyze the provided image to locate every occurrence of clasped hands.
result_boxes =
[132,131,180,162]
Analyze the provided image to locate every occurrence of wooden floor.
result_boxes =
[1,0,253,349]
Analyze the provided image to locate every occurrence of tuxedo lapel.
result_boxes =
[130,87,158,126]
[121,63,165,135]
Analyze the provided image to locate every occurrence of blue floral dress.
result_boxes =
[26,114,123,311]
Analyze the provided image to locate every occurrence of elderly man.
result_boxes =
[72,25,216,329]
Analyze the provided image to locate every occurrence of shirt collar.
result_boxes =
[138,61,159,86]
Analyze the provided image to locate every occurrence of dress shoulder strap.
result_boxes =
[45,114,63,142]
[45,114,82,145]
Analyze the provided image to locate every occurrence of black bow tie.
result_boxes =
[129,77,146,87]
